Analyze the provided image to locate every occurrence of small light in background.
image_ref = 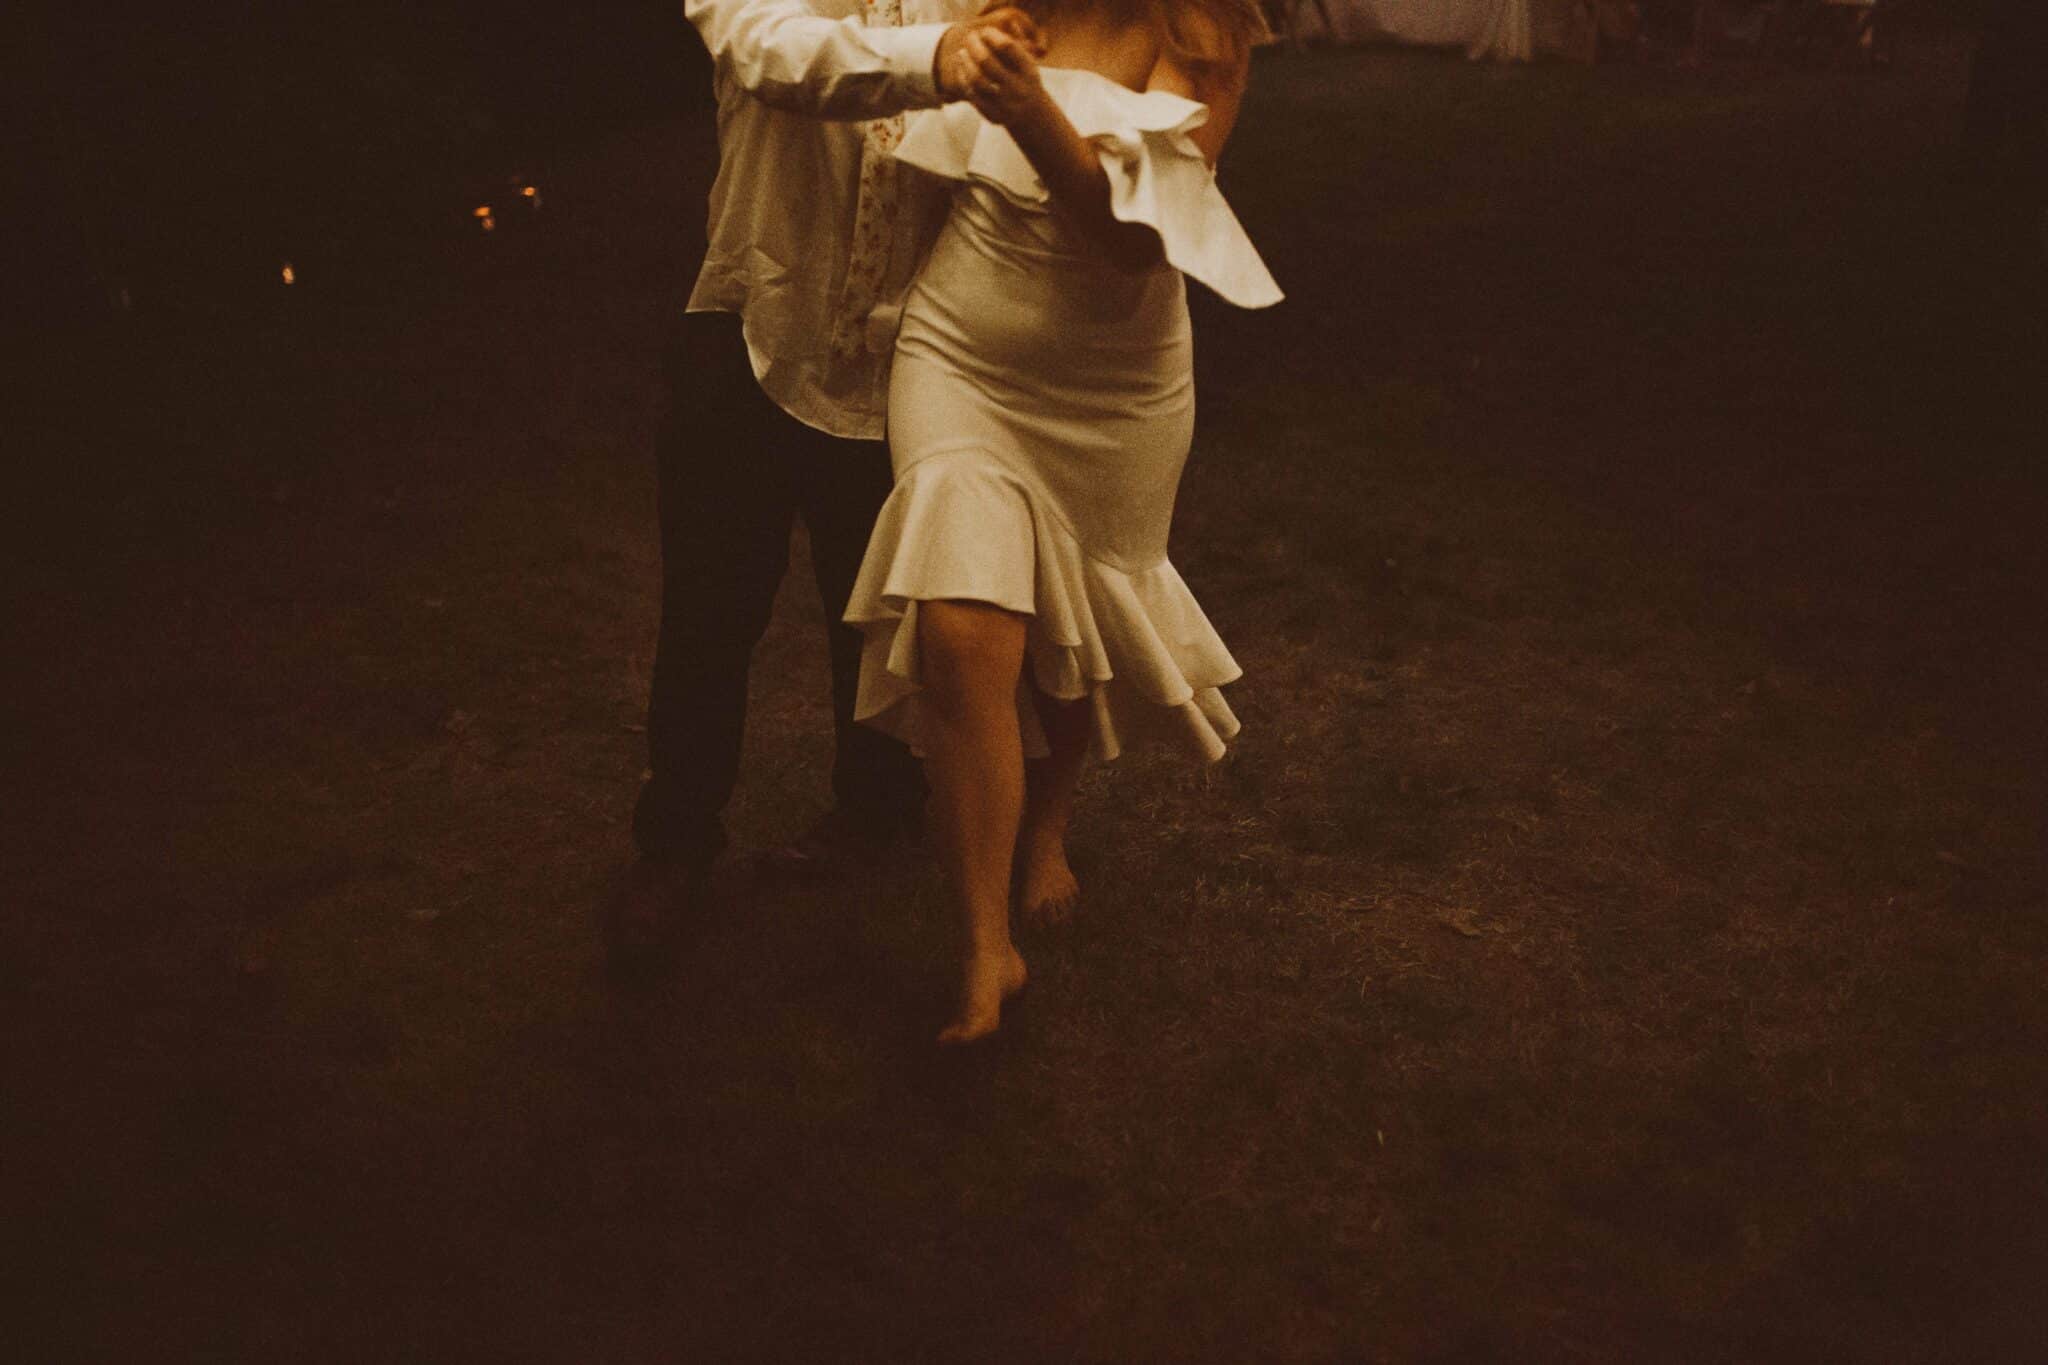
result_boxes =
[280,262,297,285]
[474,205,496,233]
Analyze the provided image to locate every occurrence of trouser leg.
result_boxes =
[795,424,928,832]
[632,311,796,867]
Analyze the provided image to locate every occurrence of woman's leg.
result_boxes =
[1018,689,1089,926]
[918,599,1032,1044]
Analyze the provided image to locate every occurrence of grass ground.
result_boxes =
[7,34,2046,1363]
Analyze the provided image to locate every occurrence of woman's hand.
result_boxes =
[946,24,1050,127]
[934,9,1044,103]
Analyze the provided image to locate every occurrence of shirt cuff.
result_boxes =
[868,22,949,108]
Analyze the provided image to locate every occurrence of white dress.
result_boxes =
[844,67,1283,763]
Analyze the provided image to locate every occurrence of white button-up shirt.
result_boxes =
[684,0,979,440]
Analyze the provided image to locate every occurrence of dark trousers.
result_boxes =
[631,310,925,868]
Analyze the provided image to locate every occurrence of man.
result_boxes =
[612,0,1044,955]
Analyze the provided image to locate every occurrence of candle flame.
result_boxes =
[281,263,296,285]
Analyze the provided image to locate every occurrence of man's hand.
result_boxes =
[934,7,1046,103]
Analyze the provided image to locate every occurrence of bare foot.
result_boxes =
[937,944,1028,1045]
[1017,832,1080,928]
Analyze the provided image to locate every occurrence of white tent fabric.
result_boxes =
[1292,0,1597,62]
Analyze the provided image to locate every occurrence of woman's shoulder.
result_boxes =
[1149,5,1257,90]
[1037,12,1163,91]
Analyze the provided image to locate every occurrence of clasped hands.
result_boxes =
[935,6,1051,126]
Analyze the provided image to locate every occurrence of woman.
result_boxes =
[844,0,1282,1043]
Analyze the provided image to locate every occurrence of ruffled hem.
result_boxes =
[844,453,1243,764]
[894,67,1283,311]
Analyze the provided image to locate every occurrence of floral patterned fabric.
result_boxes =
[828,0,910,364]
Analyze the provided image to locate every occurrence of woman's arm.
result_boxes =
[953,37,1164,270]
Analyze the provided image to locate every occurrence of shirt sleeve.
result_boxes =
[686,0,949,120]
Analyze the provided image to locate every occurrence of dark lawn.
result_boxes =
[7,34,2046,1364]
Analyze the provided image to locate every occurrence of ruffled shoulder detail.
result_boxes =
[895,67,1283,310]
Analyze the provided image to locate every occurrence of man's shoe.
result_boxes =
[604,857,710,975]
[754,805,920,886]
